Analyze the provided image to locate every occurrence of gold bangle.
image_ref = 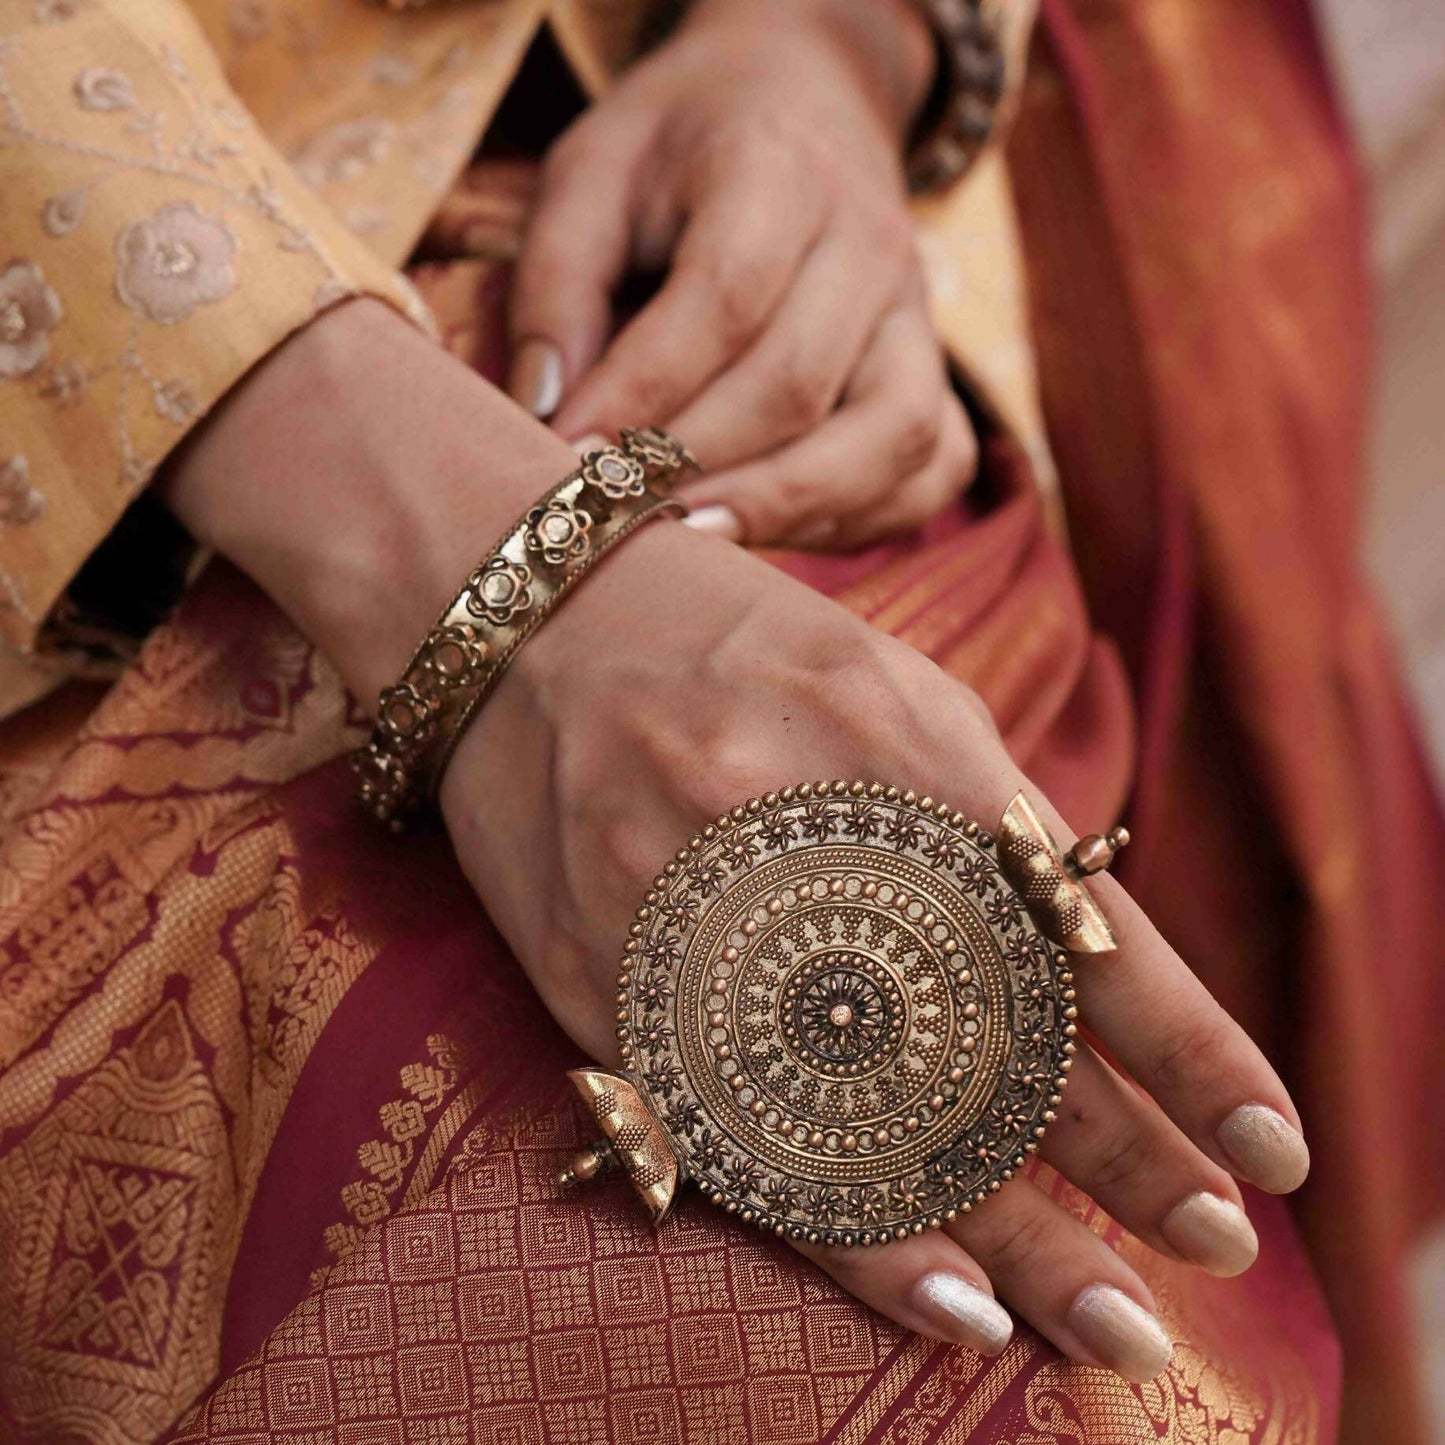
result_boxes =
[352,428,696,827]
[906,0,1006,194]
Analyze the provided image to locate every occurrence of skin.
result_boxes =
[507,0,979,549]
[160,296,1308,1380]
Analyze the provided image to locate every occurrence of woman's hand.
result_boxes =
[443,527,1307,1386]
[508,0,979,550]
[166,300,1307,1385]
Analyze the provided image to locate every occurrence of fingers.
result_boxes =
[677,303,975,547]
[549,154,830,441]
[800,1170,1175,1383]
[664,211,916,469]
[1063,868,1309,1197]
[830,394,978,548]
[899,741,1309,1209]
[1040,1044,1258,1277]
[796,1233,1013,1358]
[947,1175,1173,1383]
[507,120,651,417]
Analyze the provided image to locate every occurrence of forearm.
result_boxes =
[680,0,936,140]
[158,299,578,705]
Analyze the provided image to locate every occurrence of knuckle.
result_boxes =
[605,370,673,429]
[597,813,662,888]
[938,411,979,485]
[769,466,827,521]
[977,1203,1053,1276]
[704,255,773,348]
[767,355,836,428]
[801,635,922,741]
[1144,1010,1234,1098]
[1086,1126,1156,1194]
[886,401,943,478]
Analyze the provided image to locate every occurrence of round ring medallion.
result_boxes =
[617,782,1077,1246]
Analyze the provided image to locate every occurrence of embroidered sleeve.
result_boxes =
[0,0,431,665]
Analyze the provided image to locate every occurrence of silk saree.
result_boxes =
[1,2,1440,1443]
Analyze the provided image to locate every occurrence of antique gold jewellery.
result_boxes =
[560,782,1128,1247]
[353,428,696,825]
[907,0,1008,193]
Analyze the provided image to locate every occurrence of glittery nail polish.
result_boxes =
[1160,1192,1259,1277]
[914,1273,1013,1356]
[1217,1104,1310,1194]
[1065,1285,1172,1383]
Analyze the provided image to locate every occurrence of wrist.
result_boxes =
[158,298,579,706]
[682,0,935,139]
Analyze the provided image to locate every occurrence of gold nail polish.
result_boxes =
[1160,1192,1258,1277]
[1217,1104,1310,1194]
[1065,1285,1172,1383]
[914,1273,1013,1356]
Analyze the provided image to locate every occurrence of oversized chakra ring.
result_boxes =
[558,782,1129,1247]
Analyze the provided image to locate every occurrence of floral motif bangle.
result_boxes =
[906,0,1007,193]
[352,428,697,827]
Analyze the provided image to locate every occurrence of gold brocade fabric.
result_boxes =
[0,515,1336,1444]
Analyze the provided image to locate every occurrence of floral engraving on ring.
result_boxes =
[423,624,487,689]
[114,202,237,325]
[0,457,45,526]
[465,556,534,626]
[581,447,646,501]
[376,682,435,748]
[0,262,62,377]
[524,496,593,566]
[350,742,409,813]
[620,425,696,477]
[73,67,135,111]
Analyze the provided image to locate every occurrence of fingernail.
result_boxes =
[681,504,744,543]
[914,1272,1013,1356]
[1216,1104,1310,1194]
[1065,1284,1172,1383]
[509,338,564,418]
[570,432,611,455]
[1160,1192,1259,1277]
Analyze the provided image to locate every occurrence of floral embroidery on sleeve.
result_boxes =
[0,263,62,378]
[0,459,45,526]
[0,0,427,654]
[73,66,135,111]
[114,203,238,325]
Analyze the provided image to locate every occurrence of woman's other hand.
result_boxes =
[508,0,980,549]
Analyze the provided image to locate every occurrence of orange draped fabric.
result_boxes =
[1010,3,1445,1440]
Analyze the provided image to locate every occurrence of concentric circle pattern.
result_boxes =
[616,782,1077,1247]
